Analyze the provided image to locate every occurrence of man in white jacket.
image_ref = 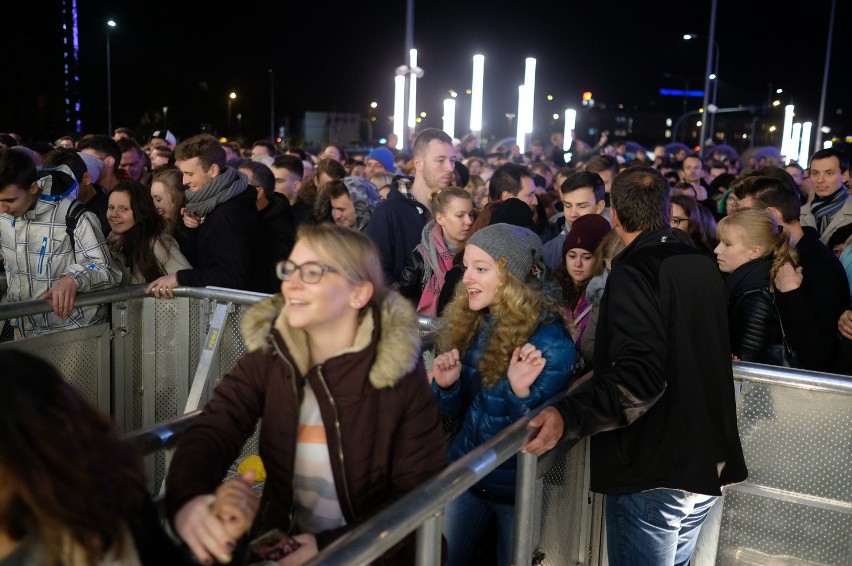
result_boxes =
[0,148,120,337]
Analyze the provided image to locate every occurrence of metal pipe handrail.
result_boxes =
[733,361,852,394]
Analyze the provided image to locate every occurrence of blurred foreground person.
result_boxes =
[0,349,188,565]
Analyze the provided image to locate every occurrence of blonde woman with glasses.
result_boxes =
[166,223,447,566]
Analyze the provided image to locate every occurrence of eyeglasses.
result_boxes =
[671,216,689,227]
[276,260,338,284]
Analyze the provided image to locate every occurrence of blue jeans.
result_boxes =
[606,488,718,566]
[442,489,515,566]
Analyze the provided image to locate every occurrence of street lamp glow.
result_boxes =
[229,92,236,100]
[470,54,484,135]
[522,57,536,134]
[370,101,377,109]
[443,99,456,139]
[563,108,576,152]
[393,75,405,141]
[516,85,527,153]
[407,49,418,129]
[781,104,795,161]
[106,19,117,135]
[799,121,813,165]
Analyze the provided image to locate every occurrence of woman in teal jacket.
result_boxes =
[432,223,576,566]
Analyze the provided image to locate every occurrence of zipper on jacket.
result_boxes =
[38,236,48,274]
[270,334,302,533]
[316,365,356,518]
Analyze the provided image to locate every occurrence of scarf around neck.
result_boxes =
[184,167,248,217]
[416,220,456,316]
[811,186,847,234]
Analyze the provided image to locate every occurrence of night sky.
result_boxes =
[1,0,847,150]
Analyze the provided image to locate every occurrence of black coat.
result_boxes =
[725,256,781,363]
[554,228,747,496]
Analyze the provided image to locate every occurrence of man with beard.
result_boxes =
[367,128,456,285]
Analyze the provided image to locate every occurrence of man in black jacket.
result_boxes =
[146,134,261,296]
[524,166,747,565]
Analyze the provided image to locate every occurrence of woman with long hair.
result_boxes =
[432,223,576,566]
[0,349,187,565]
[166,223,447,566]
[715,208,799,363]
[108,180,191,284]
[395,186,474,316]
[149,168,196,263]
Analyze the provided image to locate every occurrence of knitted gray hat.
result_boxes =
[467,223,545,284]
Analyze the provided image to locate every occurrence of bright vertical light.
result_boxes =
[443,99,456,139]
[523,57,536,133]
[516,85,527,153]
[799,122,813,165]
[407,49,418,129]
[781,104,794,161]
[470,54,485,134]
[563,109,576,151]
[393,74,405,141]
[790,122,802,166]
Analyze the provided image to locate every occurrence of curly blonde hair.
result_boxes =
[438,262,564,387]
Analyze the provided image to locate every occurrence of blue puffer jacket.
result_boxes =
[432,312,576,500]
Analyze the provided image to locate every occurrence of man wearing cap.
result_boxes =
[367,128,456,285]
[364,147,396,177]
[42,148,111,238]
[0,148,121,337]
[149,130,177,151]
[77,134,123,191]
[524,166,747,565]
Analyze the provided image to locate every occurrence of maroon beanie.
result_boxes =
[562,214,612,256]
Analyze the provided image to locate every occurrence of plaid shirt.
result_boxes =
[0,196,121,336]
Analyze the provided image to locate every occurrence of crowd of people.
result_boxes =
[1,123,851,565]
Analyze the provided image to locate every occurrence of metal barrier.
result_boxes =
[4,288,851,565]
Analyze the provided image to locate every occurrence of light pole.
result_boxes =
[368,101,377,145]
[106,19,116,135]
[686,0,720,155]
[227,92,236,137]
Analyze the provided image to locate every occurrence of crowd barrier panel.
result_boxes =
[2,287,850,564]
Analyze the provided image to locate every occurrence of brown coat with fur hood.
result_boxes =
[165,290,447,564]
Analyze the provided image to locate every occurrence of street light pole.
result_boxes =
[227,92,236,137]
[106,19,116,135]
[691,0,718,158]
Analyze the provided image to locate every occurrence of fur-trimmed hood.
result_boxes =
[240,290,422,389]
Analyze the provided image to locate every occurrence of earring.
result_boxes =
[351,301,359,308]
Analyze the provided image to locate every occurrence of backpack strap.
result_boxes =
[65,199,87,259]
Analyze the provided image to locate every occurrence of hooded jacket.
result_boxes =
[165,290,447,564]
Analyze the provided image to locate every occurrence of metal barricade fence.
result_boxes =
[2,287,851,565]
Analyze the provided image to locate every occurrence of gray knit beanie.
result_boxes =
[467,223,545,284]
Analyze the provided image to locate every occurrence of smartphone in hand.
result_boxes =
[249,529,301,560]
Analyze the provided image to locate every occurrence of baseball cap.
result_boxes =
[151,130,177,146]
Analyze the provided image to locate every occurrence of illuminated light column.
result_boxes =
[563,108,577,161]
[799,122,813,165]
[790,122,802,166]
[523,57,537,134]
[408,49,418,129]
[393,74,406,141]
[516,85,527,153]
[780,104,795,161]
[443,99,456,139]
[470,54,485,136]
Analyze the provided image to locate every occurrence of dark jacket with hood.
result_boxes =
[165,291,447,565]
[553,227,748,496]
[725,255,782,363]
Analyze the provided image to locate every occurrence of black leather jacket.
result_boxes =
[725,256,781,363]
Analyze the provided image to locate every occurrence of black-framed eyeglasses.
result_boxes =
[276,260,338,284]
[671,216,689,227]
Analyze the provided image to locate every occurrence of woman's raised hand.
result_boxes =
[507,343,545,398]
[432,348,462,389]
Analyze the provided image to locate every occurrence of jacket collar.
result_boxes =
[240,290,422,389]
